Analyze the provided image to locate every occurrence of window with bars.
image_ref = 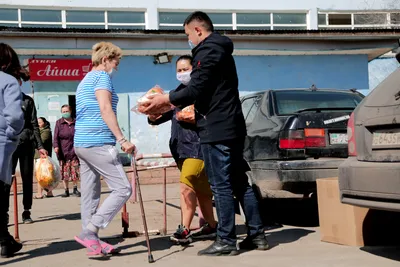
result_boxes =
[318,11,400,29]
[0,8,146,29]
[159,11,308,30]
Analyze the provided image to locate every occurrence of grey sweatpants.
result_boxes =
[75,145,132,230]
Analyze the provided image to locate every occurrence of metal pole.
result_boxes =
[163,167,167,236]
[12,176,19,241]
[121,203,129,237]
[134,156,154,263]
[130,157,137,203]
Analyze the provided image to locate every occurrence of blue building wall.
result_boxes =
[24,54,369,155]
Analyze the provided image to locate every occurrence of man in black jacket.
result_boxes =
[140,11,268,256]
[6,88,47,224]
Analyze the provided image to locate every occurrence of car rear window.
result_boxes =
[272,90,363,115]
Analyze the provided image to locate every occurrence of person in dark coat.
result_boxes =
[139,11,268,256]
[0,43,26,258]
[7,90,48,224]
[53,104,81,198]
[148,55,217,245]
[34,117,53,198]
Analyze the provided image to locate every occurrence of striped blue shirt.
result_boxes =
[74,70,119,148]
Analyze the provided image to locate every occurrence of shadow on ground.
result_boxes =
[258,198,319,227]
[235,224,314,251]
[0,224,315,264]
[0,239,83,266]
[266,228,315,249]
[8,213,81,227]
[0,234,178,265]
[107,234,187,262]
[360,247,400,262]
[33,212,81,223]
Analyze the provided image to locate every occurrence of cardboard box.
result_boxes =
[317,177,369,246]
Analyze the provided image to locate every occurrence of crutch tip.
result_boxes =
[148,254,155,263]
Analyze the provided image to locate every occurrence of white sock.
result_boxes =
[87,223,99,234]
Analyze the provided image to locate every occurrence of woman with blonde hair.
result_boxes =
[73,41,136,257]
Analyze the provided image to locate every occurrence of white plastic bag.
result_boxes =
[176,105,195,124]
[35,156,61,192]
[131,85,173,115]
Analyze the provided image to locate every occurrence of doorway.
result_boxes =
[68,95,76,119]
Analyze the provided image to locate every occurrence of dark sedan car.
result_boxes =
[339,67,400,212]
[241,88,364,199]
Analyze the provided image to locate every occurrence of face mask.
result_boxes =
[62,112,71,119]
[177,71,191,85]
[188,40,196,50]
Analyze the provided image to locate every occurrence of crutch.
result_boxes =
[132,155,155,263]
[12,176,20,241]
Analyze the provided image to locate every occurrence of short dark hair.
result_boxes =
[61,104,71,111]
[183,11,214,32]
[0,43,30,81]
[176,55,193,65]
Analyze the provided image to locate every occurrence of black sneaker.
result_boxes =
[72,188,81,197]
[62,190,70,198]
[189,223,217,240]
[170,225,192,245]
[22,210,33,224]
[239,233,269,251]
[197,237,239,256]
[1,235,23,258]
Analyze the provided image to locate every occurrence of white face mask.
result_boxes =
[188,40,196,50]
[176,71,191,85]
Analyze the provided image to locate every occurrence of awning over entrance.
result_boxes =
[1,27,399,61]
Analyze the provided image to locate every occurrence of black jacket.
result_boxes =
[19,93,43,149]
[169,32,246,144]
[148,85,202,162]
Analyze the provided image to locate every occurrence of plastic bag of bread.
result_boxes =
[35,156,61,192]
[176,105,195,124]
[131,85,173,115]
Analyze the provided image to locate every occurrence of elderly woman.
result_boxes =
[54,105,81,198]
[73,41,136,257]
[0,43,25,258]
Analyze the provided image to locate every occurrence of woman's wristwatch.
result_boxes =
[117,136,127,145]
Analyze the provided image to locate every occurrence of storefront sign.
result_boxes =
[28,59,92,81]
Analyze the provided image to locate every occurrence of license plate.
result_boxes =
[372,132,400,146]
[330,133,348,145]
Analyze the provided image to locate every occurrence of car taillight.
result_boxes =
[279,130,305,149]
[280,129,326,149]
[304,128,326,147]
[347,112,357,156]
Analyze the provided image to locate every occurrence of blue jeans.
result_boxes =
[201,138,264,245]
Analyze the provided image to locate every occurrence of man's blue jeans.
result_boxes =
[201,138,264,245]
